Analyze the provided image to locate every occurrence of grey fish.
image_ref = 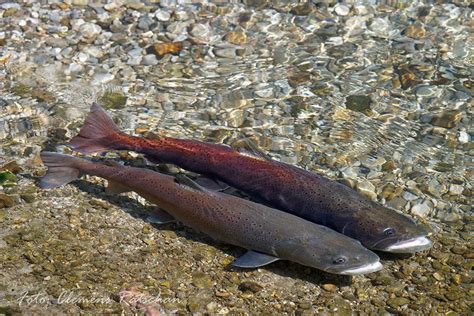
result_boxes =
[40,152,382,275]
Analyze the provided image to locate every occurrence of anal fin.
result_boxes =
[232,250,279,268]
[145,208,175,224]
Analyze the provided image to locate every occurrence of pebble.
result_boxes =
[448,184,463,195]
[79,22,102,40]
[142,54,158,66]
[334,4,350,16]
[322,283,337,292]
[345,95,372,114]
[91,72,114,85]
[404,24,426,39]
[402,191,418,201]
[360,155,386,169]
[387,297,410,308]
[433,272,444,281]
[411,201,432,218]
[458,131,469,144]
[155,9,171,22]
[238,280,263,293]
[226,29,247,45]
[356,179,377,200]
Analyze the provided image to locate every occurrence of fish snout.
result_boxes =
[383,236,432,253]
[338,261,383,276]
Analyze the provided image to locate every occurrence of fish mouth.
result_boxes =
[338,261,383,276]
[383,236,432,253]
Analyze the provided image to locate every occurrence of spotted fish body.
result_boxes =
[69,104,432,253]
[40,152,382,275]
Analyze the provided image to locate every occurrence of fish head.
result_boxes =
[275,227,382,275]
[339,202,432,254]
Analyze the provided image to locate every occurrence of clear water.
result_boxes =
[0,2,471,223]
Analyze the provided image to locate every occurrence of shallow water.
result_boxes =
[0,1,472,314]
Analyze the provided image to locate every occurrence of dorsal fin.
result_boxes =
[231,138,271,161]
[174,174,207,191]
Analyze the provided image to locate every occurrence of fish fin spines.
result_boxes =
[68,102,121,154]
[39,152,83,189]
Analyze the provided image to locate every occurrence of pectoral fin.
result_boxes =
[232,250,279,268]
[106,180,132,194]
[145,208,176,224]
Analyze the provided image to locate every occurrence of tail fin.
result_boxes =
[68,103,121,154]
[39,152,84,189]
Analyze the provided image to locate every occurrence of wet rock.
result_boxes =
[458,131,469,144]
[448,184,464,195]
[334,4,350,16]
[387,197,407,210]
[416,86,437,97]
[291,3,315,16]
[155,10,171,22]
[345,95,372,114]
[322,284,337,292]
[226,29,247,45]
[244,0,268,10]
[411,201,431,218]
[91,72,114,85]
[403,24,426,39]
[143,54,158,66]
[372,273,394,286]
[238,280,263,293]
[356,179,377,200]
[387,297,410,308]
[79,22,102,41]
[0,193,14,208]
[430,110,462,129]
[191,272,213,289]
[147,42,183,58]
[433,272,444,281]
[381,184,403,200]
[397,65,422,90]
[360,155,386,169]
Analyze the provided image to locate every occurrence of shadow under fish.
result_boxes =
[68,103,432,254]
[39,152,382,276]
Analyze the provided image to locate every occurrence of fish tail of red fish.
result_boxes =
[39,152,89,189]
[68,102,124,154]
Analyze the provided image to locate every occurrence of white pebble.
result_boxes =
[334,4,350,16]
[458,131,469,144]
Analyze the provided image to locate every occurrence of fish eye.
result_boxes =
[333,257,347,264]
[384,228,396,236]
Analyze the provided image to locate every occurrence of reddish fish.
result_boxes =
[39,152,382,275]
[69,103,432,253]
